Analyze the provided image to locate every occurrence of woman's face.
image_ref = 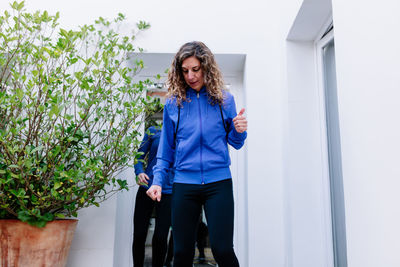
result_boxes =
[181,56,204,91]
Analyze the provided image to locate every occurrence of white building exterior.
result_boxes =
[1,0,400,266]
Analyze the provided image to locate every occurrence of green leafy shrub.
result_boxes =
[0,1,159,227]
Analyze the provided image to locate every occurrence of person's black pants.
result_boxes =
[171,179,239,267]
[165,230,174,265]
[196,220,208,258]
[132,186,172,267]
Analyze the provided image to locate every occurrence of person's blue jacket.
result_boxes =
[134,126,173,194]
[152,87,247,188]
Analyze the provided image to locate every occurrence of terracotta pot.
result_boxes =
[0,219,78,267]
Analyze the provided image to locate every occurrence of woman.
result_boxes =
[147,41,247,267]
[133,125,173,267]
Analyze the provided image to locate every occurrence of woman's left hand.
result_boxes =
[233,108,247,133]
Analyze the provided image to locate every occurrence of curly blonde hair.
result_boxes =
[166,41,225,106]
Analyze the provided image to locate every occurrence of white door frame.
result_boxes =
[315,27,336,267]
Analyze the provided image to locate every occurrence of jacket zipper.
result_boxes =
[197,92,204,184]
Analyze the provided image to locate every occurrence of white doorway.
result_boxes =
[112,53,248,267]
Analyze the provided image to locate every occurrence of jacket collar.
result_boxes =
[187,86,207,96]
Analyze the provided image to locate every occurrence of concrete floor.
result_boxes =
[144,246,217,267]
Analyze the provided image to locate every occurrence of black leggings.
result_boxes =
[132,186,172,267]
[171,179,239,267]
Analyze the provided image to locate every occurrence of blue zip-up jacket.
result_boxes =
[134,126,173,194]
[152,87,247,187]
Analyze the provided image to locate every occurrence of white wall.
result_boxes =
[66,194,117,267]
[332,0,400,266]
[113,169,138,267]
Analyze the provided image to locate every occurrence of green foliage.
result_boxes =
[136,21,151,30]
[0,1,158,227]
[145,97,164,129]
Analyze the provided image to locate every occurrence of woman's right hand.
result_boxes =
[146,185,162,202]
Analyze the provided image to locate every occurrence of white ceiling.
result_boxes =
[287,0,332,42]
